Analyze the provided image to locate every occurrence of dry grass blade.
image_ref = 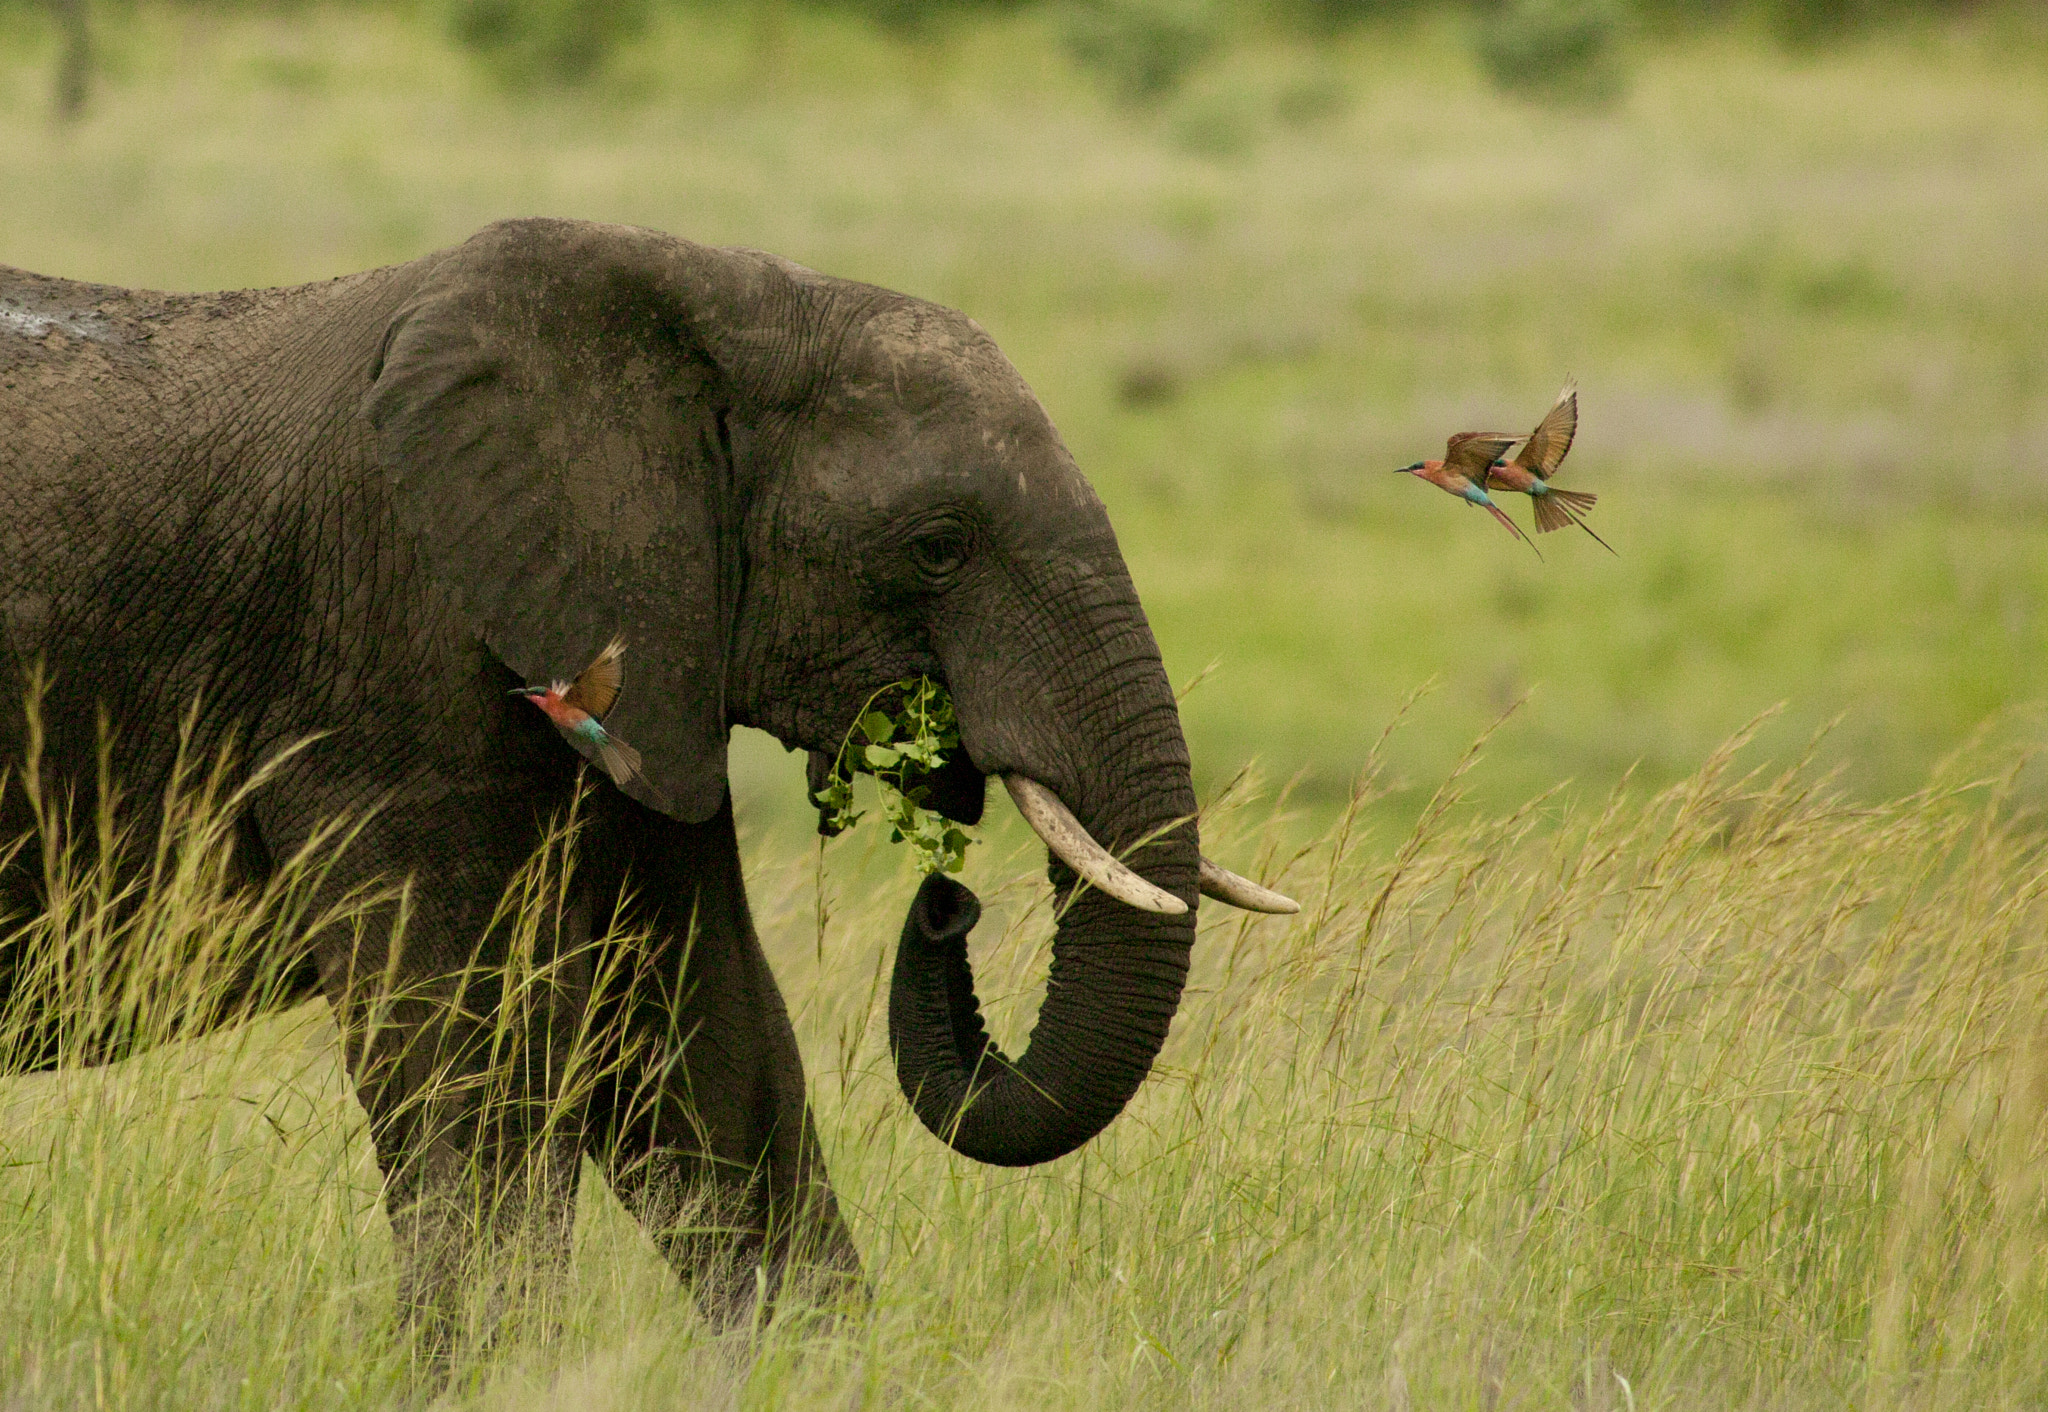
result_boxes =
[2,706,2048,1405]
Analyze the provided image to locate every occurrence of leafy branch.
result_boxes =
[814,677,974,875]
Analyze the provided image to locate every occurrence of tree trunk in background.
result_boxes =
[50,0,90,124]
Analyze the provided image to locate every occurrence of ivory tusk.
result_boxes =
[1198,858,1301,915]
[1002,775,1188,916]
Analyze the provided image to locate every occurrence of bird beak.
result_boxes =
[1395,463,1421,474]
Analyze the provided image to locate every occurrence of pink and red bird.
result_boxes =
[514,639,665,809]
[1481,380,1612,553]
[1395,430,1542,557]
[1396,380,1612,554]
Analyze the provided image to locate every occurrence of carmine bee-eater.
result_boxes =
[1482,380,1613,554]
[513,638,666,809]
[1396,430,1542,558]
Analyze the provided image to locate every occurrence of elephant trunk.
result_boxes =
[888,661,1198,1167]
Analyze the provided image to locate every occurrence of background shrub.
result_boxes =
[1472,0,1629,105]
[445,0,649,86]
[842,0,1039,40]
[1061,0,1224,105]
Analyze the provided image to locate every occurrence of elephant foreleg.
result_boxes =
[579,792,861,1327]
[345,978,586,1352]
[316,810,594,1357]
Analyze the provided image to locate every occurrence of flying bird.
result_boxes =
[1482,380,1612,553]
[1396,431,1542,558]
[513,638,666,810]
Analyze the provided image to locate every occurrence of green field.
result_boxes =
[4,4,2048,1405]
[7,3,2048,826]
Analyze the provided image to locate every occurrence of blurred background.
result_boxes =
[3,0,2045,843]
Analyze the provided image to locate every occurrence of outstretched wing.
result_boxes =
[1514,381,1578,479]
[1446,432,1522,479]
[563,638,627,720]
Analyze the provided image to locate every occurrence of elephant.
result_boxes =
[0,218,1294,1341]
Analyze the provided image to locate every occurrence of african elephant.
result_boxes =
[0,218,1292,1338]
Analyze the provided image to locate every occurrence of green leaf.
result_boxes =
[826,677,977,875]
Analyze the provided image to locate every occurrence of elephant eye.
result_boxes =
[909,528,970,579]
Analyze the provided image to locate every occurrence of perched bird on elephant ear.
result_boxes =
[514,639,669,812]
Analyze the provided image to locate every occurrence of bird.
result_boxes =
[1482,380,1613,553]
[513,638,667,810]
[1396,431,1542,558]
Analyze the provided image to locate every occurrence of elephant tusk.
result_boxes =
[1002,775,1189,916]
[1198,858,1300,915]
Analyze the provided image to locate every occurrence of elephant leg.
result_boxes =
[316,804,594,1356]
[352,993,585,1353]
[579,791,861,1327]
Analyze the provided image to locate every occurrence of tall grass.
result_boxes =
[0,706,416,1405]
[0,706,691,1400]
[2,708,2046,1406]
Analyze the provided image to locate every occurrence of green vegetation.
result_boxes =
[5,1,2035,833]
[444,0,651,87]
[3,6,2048,1401]
[1061,0,1225,105]
[10,712,2048,1404]
[1473,0,1630,105]
[814,678,975,875]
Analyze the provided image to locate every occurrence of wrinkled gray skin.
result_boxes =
[0,219,1199,1339]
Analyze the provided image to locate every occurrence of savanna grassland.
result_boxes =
[3,4,2048,1406]
[5,2,2048,821]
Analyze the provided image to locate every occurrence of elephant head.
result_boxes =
[366,218,1290,1169]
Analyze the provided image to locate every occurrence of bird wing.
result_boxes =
[1445,433,1522,479]
[563,638,626,720]
[1514,381,1577,479]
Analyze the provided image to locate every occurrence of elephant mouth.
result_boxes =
[917,748,989,826]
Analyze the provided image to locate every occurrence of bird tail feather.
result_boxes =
[596,735,643,788]
[1533,487,1613,553]
[1480,499,1542,560]
[585,732,671,811]
[1571,512,1619,555]
[1532,494,1575,534]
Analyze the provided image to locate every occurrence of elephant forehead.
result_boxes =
[835,303,1036,420]
[797,412,1103,523]
[855,301,998,370]
[808,306,1103,513]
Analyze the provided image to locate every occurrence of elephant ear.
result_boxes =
[365,223,752,822]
